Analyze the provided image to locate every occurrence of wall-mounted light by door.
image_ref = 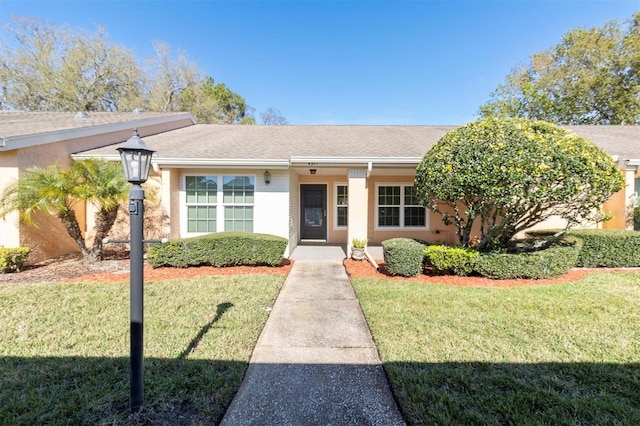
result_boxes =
[264,170,271,185]
[310,169,317,175]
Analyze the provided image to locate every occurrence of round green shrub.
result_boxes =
[382,238,426,277]
[425,245,479,276]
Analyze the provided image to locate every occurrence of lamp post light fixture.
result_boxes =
[117,129,155,411]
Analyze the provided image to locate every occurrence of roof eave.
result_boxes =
[289,156,422,168]
[0,113,195,151]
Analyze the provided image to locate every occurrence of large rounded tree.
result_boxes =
[415,118,625,251]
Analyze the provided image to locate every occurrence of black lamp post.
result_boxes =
[117,129,155,411]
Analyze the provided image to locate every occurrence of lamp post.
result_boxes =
[117,129,155,411]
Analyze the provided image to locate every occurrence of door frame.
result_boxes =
[299,183,328,241]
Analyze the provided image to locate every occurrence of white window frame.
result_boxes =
[182,173,256,236]
[222,175,255,233]
[184,175,218,235]
[334,183,348,230]
[375,183,428,230]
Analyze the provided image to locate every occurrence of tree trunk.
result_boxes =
[57,209,90,259]
[91,206,120,260]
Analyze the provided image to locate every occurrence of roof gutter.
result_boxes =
[153,158,290,168]
[289,156,422,167]
[70,153,290,169]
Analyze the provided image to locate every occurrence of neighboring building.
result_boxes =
[1,111,638,262]
[0,111,195,263]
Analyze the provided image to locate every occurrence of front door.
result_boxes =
[300,184,327,240]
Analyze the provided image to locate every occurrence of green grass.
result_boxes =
[0,274,284,425]
[352,273,640,425]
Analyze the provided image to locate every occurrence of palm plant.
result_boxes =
[72,159,129,260]
[0,159,129,261]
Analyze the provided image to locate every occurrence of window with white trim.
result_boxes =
[336,184,348,228]
[185,175,255,234]
[376,184,426,228]
[186,176,217,233]
[223,176,254,232]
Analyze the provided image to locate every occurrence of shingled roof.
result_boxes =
[0,111,194,151]
[72,123,640,167]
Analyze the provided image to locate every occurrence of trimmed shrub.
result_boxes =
[425,245,479,276]
[570,229,640,267]
[472,236,582,279]
[382,238,426,277]
[527,229,640,268]
[0,247,30,273]
[146,232,287,268]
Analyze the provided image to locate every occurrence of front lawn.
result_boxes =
[352,273,640,425]
[0,274,284,425]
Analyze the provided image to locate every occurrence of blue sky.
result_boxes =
[1,0,638,125]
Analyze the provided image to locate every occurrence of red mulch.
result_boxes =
[343,258,634,288]
[64,259,294,284]
[2,253,634,288]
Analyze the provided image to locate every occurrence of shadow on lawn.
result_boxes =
[179,302,233,359]
[384,360,640,425]
[1,303,241,425]
[3,357,639,425]
[0,355,246,425]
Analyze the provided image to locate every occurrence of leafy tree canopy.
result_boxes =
[415,118,625,251]
[0,16,143,112]
[0,16,285,124]
[480,13,640,124]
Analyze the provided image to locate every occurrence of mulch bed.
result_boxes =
[64,259,295,284]
[2,253,635,287]
[343,258,634,288]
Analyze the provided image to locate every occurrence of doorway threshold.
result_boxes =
[299,239,327,244]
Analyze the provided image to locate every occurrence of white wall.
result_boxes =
[176,167,290,243]
[253,169,290,240]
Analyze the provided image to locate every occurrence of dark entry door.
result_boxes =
[300,184,327,240]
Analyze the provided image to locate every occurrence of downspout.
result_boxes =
[363,247,380,272]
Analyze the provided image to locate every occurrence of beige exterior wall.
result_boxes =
[294,166,634,248]
[365,174,457,245]
[347,168,368,256]
[296,170,458,246]
[0,119,193,264]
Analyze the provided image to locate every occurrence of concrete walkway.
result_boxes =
[219,260,405,425]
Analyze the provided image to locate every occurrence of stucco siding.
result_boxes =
[21,212,79,264]
[254,169,289,240]
[176,167,289,242]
